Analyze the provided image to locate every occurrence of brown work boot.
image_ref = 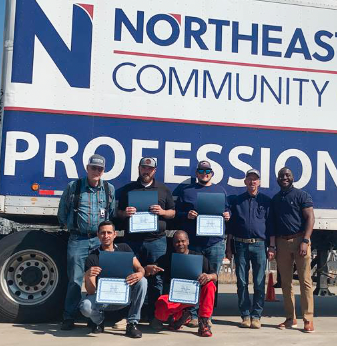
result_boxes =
[278,318,298,329]
[303,320,315,333]
[186,318,198,328]
[240,317,251,328]
[250,318,261,329]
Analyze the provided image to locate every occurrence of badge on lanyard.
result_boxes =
[100,208,106,218]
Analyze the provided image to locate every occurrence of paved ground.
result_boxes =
[1,284,337,346]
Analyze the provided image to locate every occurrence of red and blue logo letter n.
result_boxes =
[11,0,93,89]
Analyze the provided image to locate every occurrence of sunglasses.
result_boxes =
[90,165,104,172]
[197,169,212,174]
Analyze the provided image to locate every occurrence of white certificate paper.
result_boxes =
[169,278,200,305]
[129,212,158,233]
[96,278,130,304]
[196,215,224,236]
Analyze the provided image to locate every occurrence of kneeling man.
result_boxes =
[80,221,147,338]
[146,231,217,337]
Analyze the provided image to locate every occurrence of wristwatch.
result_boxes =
[302,238,310,244]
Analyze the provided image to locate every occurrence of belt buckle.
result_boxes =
[249,238,255,244]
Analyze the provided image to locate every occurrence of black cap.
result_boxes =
[197,160,212,170]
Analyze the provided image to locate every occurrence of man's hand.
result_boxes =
[144,265,164,276]
[124,207,137,217]
[267,247,276,261]
[299,242,309,257]
[86,266,101,278]
[149,204,165,216]
[126,272,143,286]
[223,211,230,221]
[188,210,198,219]
[198,273,211,286]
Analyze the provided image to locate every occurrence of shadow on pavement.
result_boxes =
[215,292,337,318]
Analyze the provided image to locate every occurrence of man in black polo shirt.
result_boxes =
[145,230,217,337]
[226,169,275,329]
[271,167,315,333]
[117,157,175,323]
[79,221,147,338]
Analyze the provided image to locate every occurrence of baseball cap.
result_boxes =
[197,160,212,170]
[246,169,261,179]
[88,154,105,168]
[139,157,157,168]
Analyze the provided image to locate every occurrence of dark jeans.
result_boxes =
[234,241,267,319]
[127,236,167,320]
[64,234,100,320]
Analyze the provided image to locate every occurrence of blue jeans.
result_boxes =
[80,277,147,325]
[63,234,100,320]
[189,239,225,318]
[234,241,267,319]
[189,239,225,275]
[127,236,167,320]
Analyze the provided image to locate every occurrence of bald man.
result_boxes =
[145,231,217,337]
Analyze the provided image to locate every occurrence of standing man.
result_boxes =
[226,169,275,329]
[58,154,115,330]
[272,167,315,333]
[117,157,175,324]
[175,160,230,326]
[80,221,147,338]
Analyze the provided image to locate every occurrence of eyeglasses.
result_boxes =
[197,169,212,174]
[90,166,104,172]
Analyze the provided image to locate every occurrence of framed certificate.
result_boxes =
[169,278,200,305]
[171,253,203,280]
[99,252,133,278]
[197,193,226,215]
[129,212,158,233]
[197,214,224,236]
[96,278,130,304]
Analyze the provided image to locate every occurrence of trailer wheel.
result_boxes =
[0,230,67,323]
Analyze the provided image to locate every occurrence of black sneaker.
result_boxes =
[169,309,192,330]
[91,321,104,334]
[60,319,75,331]
[126,323,142,338]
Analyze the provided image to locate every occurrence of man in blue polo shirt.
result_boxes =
[226,169,275,329]
[271,167,315,333]
[175,160,230,326]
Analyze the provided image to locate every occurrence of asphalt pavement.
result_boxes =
[1,284,337,346]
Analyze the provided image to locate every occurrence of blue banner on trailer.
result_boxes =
[1,109,336,209]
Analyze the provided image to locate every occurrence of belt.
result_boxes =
[234,237,264,244]
[278,232,304,240]
[69,230,97,239]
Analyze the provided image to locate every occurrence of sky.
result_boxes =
[0,0,5,80]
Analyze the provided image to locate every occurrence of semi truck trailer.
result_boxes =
[1,0,337,322]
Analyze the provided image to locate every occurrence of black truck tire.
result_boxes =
[0,230,68,323]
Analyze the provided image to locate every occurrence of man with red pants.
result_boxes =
[145,230,217,337]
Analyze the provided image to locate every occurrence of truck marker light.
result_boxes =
[31,183,40,191]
